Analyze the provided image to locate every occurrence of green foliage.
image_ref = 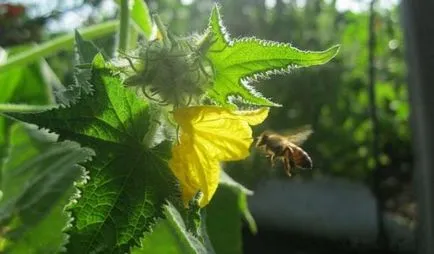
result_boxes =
[115,0,153,38]
[142,102,176,149]
[0,60,53,173]
[310,5,410,177]
[0,21,118,73]
[75,31,101,65]
[219,171,256,233]
[54,31,100,105]
[118,5,339,108]
[4,54,180,252]
[0,60,53,106]
[0,1,350,253]
[0,47,6,64]
[0,46,56,209]
[0,124,94,253]
[204,0,410,183]
[205,172,258,254]
[205,6,340,107]
[132,202,208,254]
[121,24,215,107]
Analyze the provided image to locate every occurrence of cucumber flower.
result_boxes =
[168,106,269,207]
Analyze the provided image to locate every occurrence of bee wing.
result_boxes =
[284,125,313,145]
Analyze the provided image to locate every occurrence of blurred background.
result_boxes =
[0,0,415,253]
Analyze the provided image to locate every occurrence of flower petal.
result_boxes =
[230,107,270,125]
[173,106,269,128]
[174,106,269,161]
[169,136,221,207]
[169,106,269,207]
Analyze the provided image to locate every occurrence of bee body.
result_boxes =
[255,127,313,176]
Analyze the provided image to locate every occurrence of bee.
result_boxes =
[255,126,313,177]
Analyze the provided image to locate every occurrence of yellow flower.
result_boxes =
[168,106,269,207]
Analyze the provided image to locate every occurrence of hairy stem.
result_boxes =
[0,104,54,113]
[0,21,118,72]
[118,0,131,52]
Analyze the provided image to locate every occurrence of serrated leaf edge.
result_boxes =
[209,4,231,47]
[207,4,340,108]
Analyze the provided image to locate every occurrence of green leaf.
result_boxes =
[0,47,6,64]
[130,0,153,38]
[142,102,176,149]
[75,31,101,65]
[115,0,153,38]
[220,171,257,234]
[206,5,340,107]
[205,171,256,254]
[54,32,100,105]
[2,54,179,253]
[184,196,203,238]
[0,124,94,253]
[7,193,70,254]
[206,184,242,254]
[0,54,55,188]
[162,202,207,253]
[132,202,208,254]
[0,63,53,105]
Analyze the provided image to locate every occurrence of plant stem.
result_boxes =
[118,0,130,52]
[367,0,389,251]
[0,21,118,73]
[153,14,170,47]
[129,25,138,50]
[0,104,55,113]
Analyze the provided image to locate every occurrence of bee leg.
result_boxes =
[283,158,292,177]
[268,154,276,167]
[283,148,293,177]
